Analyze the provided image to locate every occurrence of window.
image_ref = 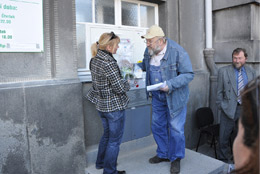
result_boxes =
[76,0,92,22]
[75,0,158,81]
[122,1,138,26]
[76,0,157,26]
[140,4,155,28]
[95,0,115,24]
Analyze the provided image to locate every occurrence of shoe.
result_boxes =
[149,155,170,164]
[170,158,180,174]
[117,170,126,174]
[95,166,103,169]
[96,162,118,170]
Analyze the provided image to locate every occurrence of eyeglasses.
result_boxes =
[144,38,160,45]
[109,32,117,41]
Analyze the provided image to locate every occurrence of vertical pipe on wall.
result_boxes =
[205,0,212,49]
[204,0,217,75]
[204,0,219,123]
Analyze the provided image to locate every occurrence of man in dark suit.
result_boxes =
[216,48,256,163]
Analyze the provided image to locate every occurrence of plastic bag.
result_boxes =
[133,64,143,79]
[118,59,134,80]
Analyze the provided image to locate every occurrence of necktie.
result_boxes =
[237,69,244,104]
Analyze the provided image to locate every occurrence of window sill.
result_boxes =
[78,69,92,82]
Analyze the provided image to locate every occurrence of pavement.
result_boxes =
[85,135,226,174]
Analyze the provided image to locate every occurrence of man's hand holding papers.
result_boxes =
[147,81,167,92]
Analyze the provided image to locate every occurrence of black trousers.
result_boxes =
[218,105,241,162]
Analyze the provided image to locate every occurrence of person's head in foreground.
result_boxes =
[232,76,259,174]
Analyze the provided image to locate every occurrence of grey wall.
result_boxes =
[0,0,86,173]
[158,0,260,149]
[83,83,152,147]
[83,84,102,147]
[213,1,260,75]
[213,0,260,10]
[159,0,210,149]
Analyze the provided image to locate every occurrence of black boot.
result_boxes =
[170,158,181,174]
[149,155,170,164]
[117,170,126,174]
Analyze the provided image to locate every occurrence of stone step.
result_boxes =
[85,135,225,174]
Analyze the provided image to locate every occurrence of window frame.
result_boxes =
[76,0,159,82]
[88,0,158,26]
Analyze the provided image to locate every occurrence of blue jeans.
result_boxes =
[151,94,186,162]
[96,110,126,174]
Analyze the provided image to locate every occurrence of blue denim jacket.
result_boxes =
[138,38,194,116]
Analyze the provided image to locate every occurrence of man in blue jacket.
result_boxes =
[138,25,194,174]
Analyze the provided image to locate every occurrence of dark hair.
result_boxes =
[109,32,117,41]
[231,76,259,174]
[232,48,248,58]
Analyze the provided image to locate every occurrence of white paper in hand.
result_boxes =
[147,81,166,92]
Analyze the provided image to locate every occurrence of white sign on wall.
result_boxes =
[0,0,43,52]
[77,23,147,82]
[86,24,147,68]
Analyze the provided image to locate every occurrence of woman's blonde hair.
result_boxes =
[91,32,120,57]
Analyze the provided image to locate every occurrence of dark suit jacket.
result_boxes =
[216,65,256,119]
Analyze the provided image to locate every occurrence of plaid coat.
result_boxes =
[86,49,130,112]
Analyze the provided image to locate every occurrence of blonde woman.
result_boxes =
[87,32,130,174]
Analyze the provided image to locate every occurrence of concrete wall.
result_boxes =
[161,0,260,149]
[159,0,210,149]
[157,0,259,149]
[213,0,260,10]
[83,83,152,147]
[213,1,260,75]
[0,0,86,173]
[83,84,101,147]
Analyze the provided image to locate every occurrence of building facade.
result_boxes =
[0,0,259,173]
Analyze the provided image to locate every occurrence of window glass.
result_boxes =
[140,5,155,28]
[76,0,92,22]
[76,24,86,69]
[95,0,115,24]
[122,1,138,26]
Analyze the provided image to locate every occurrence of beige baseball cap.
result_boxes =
[141,25,165,39]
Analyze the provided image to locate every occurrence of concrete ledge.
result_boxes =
[213,0,259,11]
[85,135,225,174]
[85,135,155,167]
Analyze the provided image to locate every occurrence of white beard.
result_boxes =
[148,45,162,57]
